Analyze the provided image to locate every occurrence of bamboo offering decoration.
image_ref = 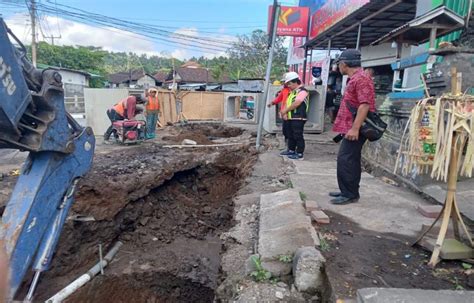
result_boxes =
[397,94,474,181]
[396,69,474,267]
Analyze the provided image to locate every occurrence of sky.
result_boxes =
[0,0,298,60]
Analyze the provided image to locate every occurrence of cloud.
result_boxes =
[4,14,237,60]
[5,14,161,55]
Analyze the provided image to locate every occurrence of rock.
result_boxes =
[182,139,197,145]
[203,206,212,213]
[292,247,326,295]
[275,291,284,299]
[277,282,287,288]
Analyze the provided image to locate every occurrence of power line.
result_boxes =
[37,2,236,46]
[33,3,234,52]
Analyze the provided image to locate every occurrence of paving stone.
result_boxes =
[260,202,310,232]
[305,200,320,212]
[357,288,474,303]
[260,189,302,211]
[259,224,320,276]
[310,210,330,224]
[417,204,443,218]
[292,247,326,295]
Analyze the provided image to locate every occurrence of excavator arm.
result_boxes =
[0,17,95,301]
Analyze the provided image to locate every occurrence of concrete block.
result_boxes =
[419,238,474,260]
[260,189,301,211]
[417,204,442,218]
[357,288,474,303]
[311,210,330,224]
[305,200,320,212]
[259,224,320,276]
[260,203,310,232]
[292,247,326,295]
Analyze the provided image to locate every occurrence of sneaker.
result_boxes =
[330,196,359,205]
[288,153,304,160]
[280,150,296,156]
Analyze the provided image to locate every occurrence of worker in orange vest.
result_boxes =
[104,94,145,142]
[145,88,160,139]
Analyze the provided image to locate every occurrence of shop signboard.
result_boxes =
[309,0,370,39]
[268,6,310,37]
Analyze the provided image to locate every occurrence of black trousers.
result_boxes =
[337,136,367,199]
[282,120,290,147]
[287,120,306,154]
[104,109,124,140]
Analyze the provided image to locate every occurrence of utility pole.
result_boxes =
[256,0,280,150]
[45,35,61,45]
[30,0,37,67]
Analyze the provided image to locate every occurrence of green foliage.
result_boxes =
[319,237,330,252]
[250,255,272,282]
[278,254,293,264]
[227,30,288,80]
[299,191,307,202]
[462,262,473,270]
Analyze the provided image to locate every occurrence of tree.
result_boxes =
[227,30,288,80]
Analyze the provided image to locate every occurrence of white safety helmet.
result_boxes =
[283,71,300,83]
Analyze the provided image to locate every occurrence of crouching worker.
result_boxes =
[104,94,145,142]
[145,88,160,139]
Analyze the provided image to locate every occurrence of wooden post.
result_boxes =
[428,132,459,267]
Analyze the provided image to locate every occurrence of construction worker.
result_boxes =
[280,72,309,160]
[145,88,160,139]
[104,94,145,142]
[268,74,291,153]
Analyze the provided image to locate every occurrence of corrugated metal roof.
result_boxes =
[371,6,465,46]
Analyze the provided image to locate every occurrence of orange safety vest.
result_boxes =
[146,96,160,111]
[113,98,127,117]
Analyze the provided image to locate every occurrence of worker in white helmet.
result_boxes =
[280,72,309,160]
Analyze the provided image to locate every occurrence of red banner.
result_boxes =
[268,6,310,37]
[310,0,370,39]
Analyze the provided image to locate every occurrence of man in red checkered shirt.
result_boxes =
[330,49,375,205]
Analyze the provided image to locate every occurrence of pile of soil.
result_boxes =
[162,123,243,145]
[319,211,473,299]
[13,124,256,302]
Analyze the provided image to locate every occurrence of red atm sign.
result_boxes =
[268,6,310,37]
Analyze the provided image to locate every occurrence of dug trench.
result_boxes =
[16,125,257,302]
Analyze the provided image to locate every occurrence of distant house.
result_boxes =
[37,64,95,114]
[153,71,168,84]
[108,70,160,88]
[164,61,230,90]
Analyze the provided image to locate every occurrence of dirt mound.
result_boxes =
[162,123,243,145]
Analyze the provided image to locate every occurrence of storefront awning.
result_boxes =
[371,6,466,46]
[305,0,417,49]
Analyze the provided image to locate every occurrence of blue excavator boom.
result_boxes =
[0,17,95,301]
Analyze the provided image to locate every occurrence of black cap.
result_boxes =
[335,49,361,64]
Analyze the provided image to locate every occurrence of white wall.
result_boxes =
[59,70,88,86]
[84,88,129,136]
[137,75,156,88]
[361,43,411,67]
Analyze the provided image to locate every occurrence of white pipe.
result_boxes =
[46,241,123,303]
[163,142,246,148]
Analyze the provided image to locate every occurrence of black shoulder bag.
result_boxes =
[347,102,387,142]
